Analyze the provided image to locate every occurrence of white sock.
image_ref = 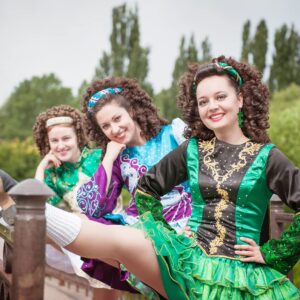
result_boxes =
[45,203,82,247]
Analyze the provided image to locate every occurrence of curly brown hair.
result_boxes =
[33,105,87,156]
[82,77,168,149]
[177,55,270,143]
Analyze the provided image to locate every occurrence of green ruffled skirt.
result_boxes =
[134,212,300,300]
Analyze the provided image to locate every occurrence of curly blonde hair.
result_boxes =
[33,105,87,156]
[82,77,168,149]
[177,55,270,143]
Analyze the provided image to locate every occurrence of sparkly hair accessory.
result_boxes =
[214,61,243,86]
[87,87,123,113]
[192,61,243,95]
[46,116,73,128]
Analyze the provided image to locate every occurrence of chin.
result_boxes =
[58,155,70,162]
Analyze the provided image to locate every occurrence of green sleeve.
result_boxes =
[44,169,62,206]
[260,213,300,274]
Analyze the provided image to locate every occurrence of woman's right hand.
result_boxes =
[35,151,61,181]
[102,141,126,193]
[39,151,61,169]
[105,141,126,161]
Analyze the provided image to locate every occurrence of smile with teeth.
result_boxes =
[209,113,224,122]
[116,131,126,139]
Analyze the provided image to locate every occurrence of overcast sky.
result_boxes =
[1,0,299,105]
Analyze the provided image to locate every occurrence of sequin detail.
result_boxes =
[199,138,261,254]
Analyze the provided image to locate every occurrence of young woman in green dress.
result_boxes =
[44,57,300,299]
[33,104,120,300]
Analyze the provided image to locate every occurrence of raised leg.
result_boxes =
[46,203,167,297]
[66,218,167,298]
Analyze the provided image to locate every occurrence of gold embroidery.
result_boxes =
[199,138,261,254]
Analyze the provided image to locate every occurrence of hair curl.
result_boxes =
[33,105,87,156]
[82,77,168,149]
[177,55,270,143]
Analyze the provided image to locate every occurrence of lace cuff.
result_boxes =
[260,214,300,274]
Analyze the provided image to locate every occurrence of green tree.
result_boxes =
[251,20,268,75]
[155,35,212,120]
[199,37,212,63]
[94,4,152,95]
[187,35,198,63]
[0,74,74,139]
[75,80,90,109]
[269,25,300,92]
[269,83,300,167]
[241,20,251,62]
[0,138,40,180]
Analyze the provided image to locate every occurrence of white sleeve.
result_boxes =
[171,118,187,145]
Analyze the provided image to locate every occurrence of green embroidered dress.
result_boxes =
[44,147,102,212]
[135,138,300,299]
[44,147,109,289]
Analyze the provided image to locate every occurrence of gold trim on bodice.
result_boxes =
[199,138,261,254]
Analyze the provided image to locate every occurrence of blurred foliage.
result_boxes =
[240,19,268,76]
[241,20,251,62]
[155,35,212,121]
[0,74,75,140]
[0,138,40,181]
[121,188,131,207]
[251,20,268,75]
[94,4,153,96]
[269,83,300,167]
[269,24,300,92]
[294,261,300,289]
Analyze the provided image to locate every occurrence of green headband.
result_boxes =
[214,61,243,86]
[192,61,243,94]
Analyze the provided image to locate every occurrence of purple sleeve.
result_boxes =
[76,159,123,218]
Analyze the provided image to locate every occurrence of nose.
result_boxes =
[56,141,65,150]
[111,124,120,135]
[207,99,219,111]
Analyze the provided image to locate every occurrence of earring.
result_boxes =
[238,109,244,128]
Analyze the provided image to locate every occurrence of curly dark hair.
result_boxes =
[33,105,88,156]
[82,77,168,149]
[177,55,270,143]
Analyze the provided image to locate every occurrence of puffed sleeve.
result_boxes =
[76,158,123,218]
[135,141,188,229]
[260,148,300,274]
[171,118,187,145]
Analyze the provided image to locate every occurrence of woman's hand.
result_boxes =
[105,141,126,161]
[35,151,61,181]
[234,237,265,264]
[39,151,61,169]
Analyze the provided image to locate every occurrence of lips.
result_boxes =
[209,113,224,122]
[58,150,69,156]
[115,130,126,139]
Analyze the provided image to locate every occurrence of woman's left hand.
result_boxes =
[234,237,265,264]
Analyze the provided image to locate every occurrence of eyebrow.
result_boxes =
[197,91,226,100]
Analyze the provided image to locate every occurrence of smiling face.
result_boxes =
[47,125,81,163]
[95,101,145,146]
[196,75,243,136]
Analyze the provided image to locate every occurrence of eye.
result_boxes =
[216,94,226,101]
[114,115,121,122]
[198,99,208,107]
[102,124,109,131]
[62,136,71,141]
